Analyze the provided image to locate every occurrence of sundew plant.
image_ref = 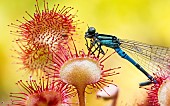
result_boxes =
[9,0,80,76]
[6,0,121,106]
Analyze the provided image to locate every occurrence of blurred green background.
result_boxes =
[0,0,170,105]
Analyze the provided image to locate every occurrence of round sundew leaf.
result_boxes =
[158,79,170,106]
[13,2,79,49]
[8,76,75,106]
[60,58,101,87]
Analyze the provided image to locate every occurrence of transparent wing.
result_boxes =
[119,39,170,74]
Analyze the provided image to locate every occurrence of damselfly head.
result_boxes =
[85,27,96,38]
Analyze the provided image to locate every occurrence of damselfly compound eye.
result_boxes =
[47,38,120,106]
[8,76,75,106]
[88,27,96,34]
[85,27,96,38]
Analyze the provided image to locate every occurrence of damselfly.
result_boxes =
[85,27,170,86]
